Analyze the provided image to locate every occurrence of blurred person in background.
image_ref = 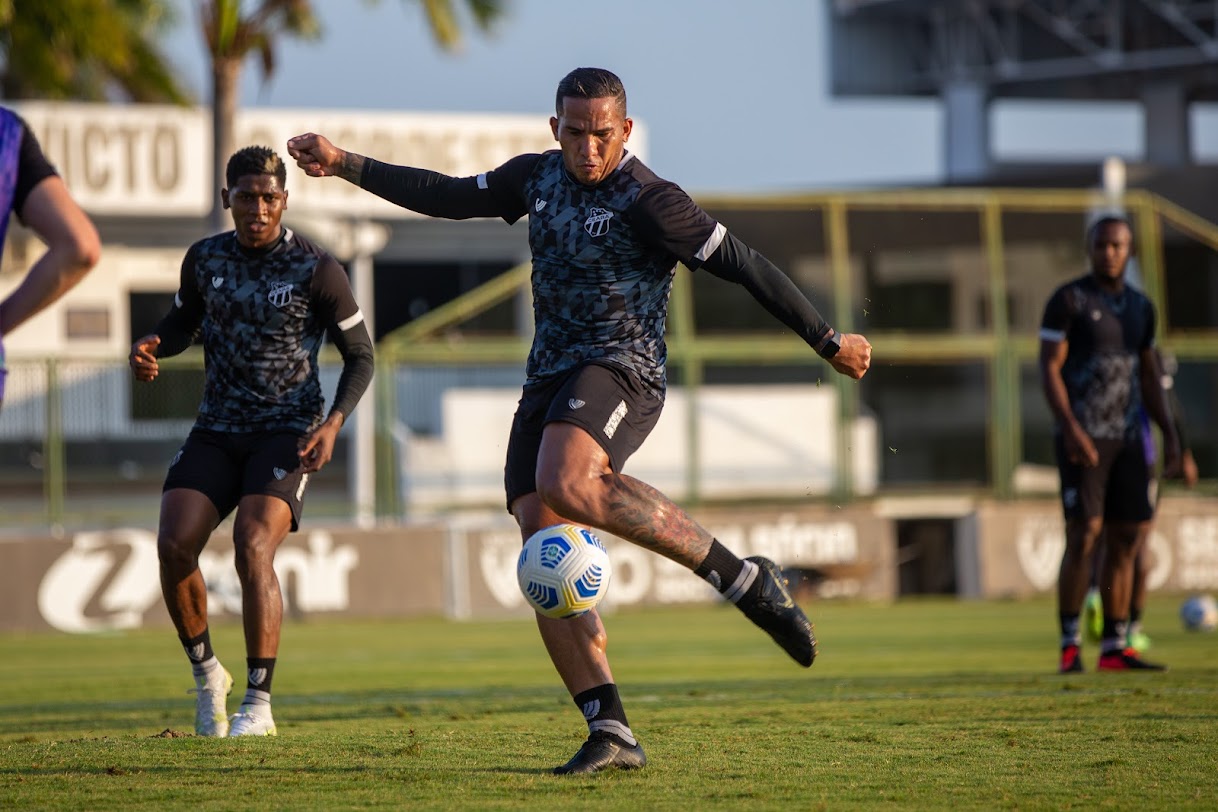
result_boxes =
[1083,347,1199,651]
[288,66,871,774]
[128,146,374,737]
[1039,214,1182,674]
[0,106,101,412]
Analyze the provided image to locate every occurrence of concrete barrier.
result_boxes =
[5,496,1217,634]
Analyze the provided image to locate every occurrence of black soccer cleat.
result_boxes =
[552,731,647,775]
[736,556,817,667]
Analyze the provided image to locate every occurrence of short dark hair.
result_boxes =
[555,67,627,117]
[1086,214,1133,248]
[225,145,287,189]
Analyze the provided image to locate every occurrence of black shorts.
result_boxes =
[504,362,663,511]
[1055,434,1154,523]
[163,428,310,531]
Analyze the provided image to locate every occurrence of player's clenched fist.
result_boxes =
[129,334,161,382]
[286,133,342,177]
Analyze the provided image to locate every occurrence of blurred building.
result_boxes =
[830,0,1218,180]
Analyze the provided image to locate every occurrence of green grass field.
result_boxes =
[2,595,1216,810]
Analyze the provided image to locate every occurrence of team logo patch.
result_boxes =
[211,276,223,289]
[584,207,613,237]
[268,281,293,308]
[534,198,547,212]
[568,398,586,410]
[273,467,287,481]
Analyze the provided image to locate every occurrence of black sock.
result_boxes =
[245,657,276,700]
[1129,607,1142,625]
[573,684,635,747]
[181,629,219,679]
[694,540,758,603]
[1059,613,1081,648]
[1101,617,1127,653]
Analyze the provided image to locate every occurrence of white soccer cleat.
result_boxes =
[228,706,277,737]
[189,667,234,737]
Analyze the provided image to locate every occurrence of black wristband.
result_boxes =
[815,330,841,359]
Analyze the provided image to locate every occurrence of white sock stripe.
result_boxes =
[724,560,760,604]
[243,689,272,707]
[589,719,636,746]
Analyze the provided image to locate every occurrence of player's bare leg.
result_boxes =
[1127,525,1152,651]
[520,422,814,773]
[535,422,814,665]
[1056,517,1101,672]
[513,490,642,774]
[1097,520,1164,670]
[157,488,232,735]
[227,494,293,736]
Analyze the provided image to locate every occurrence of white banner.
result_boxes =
[13,102,637,219]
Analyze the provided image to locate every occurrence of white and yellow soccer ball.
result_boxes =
[517,523,612,619]
[1180,594,1218,632]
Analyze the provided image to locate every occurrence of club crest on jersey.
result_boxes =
[211,276,223,289]
[584,207,614,237]
[268,281,293,308]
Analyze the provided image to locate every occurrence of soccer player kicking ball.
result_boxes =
[288,67,871,772]
[129,147,373,736]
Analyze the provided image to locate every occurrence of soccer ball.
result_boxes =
[1180,594,1218,632]
[516,524,612,619]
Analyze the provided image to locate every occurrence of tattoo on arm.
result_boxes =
[603,474,714,569]
[338,151,366,185]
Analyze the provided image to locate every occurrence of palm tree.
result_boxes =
[199,0,505,234]
[0,0,189,103]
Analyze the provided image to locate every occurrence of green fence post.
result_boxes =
[375,356,399,521]
[982,199,1017,498]
[825,199,856,502]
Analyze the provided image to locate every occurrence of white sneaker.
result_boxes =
[228,706,277,737]
[189,667,233,737]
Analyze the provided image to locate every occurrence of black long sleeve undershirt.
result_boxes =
[700,232,832,350]
[326,319,374,421]
[359,159,504,220]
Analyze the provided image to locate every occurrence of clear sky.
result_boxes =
[160,0,1218,194]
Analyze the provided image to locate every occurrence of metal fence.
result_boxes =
[6,188,1218,530]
